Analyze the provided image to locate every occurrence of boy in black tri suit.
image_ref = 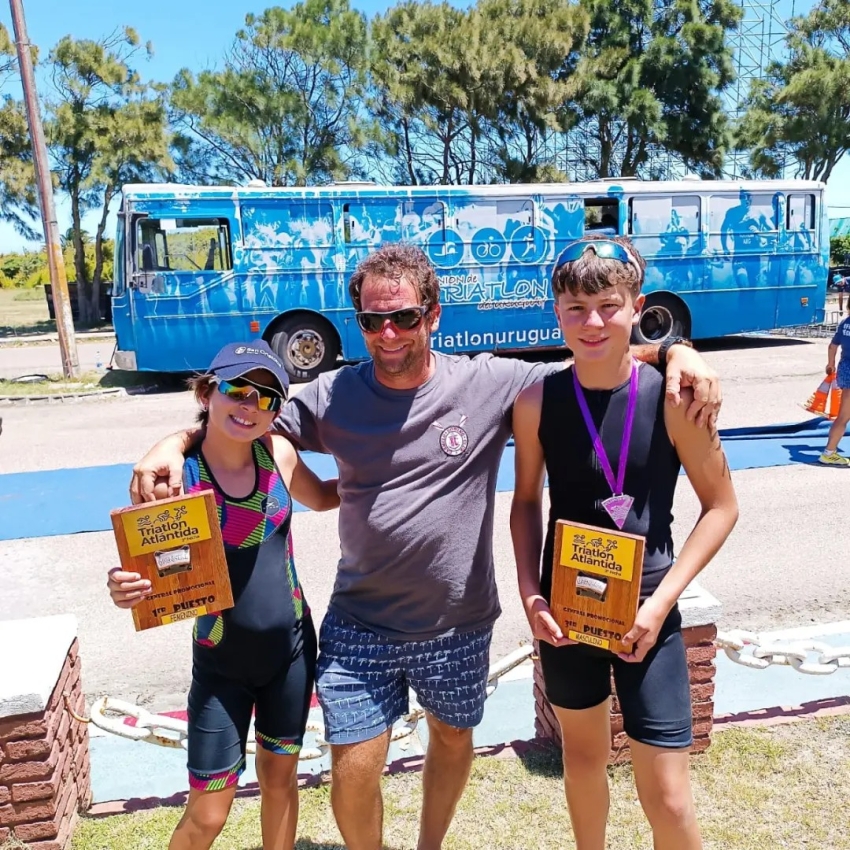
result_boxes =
[510,236,738,850]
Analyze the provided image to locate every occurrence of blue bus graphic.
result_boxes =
[112,179,829,382]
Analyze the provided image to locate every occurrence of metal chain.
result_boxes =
[66,644,536,760]
[67,632,850,760]
[715,630,850,675]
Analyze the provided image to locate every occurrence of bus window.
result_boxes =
[453,197,536,265]
[709,192,777,255]
[584,200,619,234]
[628,195,700,257]
[787,194,816,251]
[241,200,335,251]
[343,198,448,247]
[136,218,232,273]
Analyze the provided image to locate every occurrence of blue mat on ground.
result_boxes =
[1,419,848,541]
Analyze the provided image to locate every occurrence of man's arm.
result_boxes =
[506,340,720,430]
[128,376,328,504]
[632,342,721,429]
[129,427,203,504]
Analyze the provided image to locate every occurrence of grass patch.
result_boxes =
[0,288,112,338]
[0,287,54,337]
[0,370,180,397]
[11,286,47,302]
[66,716,850,850]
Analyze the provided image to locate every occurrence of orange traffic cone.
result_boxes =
[826,382,843,420]
[804,374,835,416]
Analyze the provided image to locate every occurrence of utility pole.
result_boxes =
[9,0,79,378]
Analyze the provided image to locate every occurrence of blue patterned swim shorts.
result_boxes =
[315,610,493,745]
[837,359,850,391]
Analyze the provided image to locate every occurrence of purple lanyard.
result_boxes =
[571,361,638,498]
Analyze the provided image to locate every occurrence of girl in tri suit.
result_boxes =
[510,236,738,850]
[108,341,339,850]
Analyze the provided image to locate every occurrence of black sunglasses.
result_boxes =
[355,306,429,334]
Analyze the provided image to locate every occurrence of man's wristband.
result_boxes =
[658,336,693,368]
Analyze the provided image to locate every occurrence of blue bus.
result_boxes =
[112,178,829,382]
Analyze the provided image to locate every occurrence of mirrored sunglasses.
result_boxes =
[213,378,284,412]
[555,239,634,270]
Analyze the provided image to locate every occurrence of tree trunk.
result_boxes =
[92,187,115,326]
[402,117,417,185]
[70,192,94,326]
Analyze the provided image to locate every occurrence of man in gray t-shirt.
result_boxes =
[277,350,552,641]
[129,243,720,850]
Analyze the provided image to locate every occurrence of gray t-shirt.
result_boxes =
[275,352,561,640]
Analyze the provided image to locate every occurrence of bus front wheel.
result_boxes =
[269,315,339,383]
[632,295,690,346]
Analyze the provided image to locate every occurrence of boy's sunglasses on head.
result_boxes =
[555,240,636,271]
[355,306,429,334]
[213,377,285,412]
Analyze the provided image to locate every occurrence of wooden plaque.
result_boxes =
[550,519,645,654]
[110,491,234,632]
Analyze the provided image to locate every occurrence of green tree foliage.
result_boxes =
[0,22,13,77]
[0,24,38,239]
[0,241,113,291]
[170,0,372,186]
[480,0,586,183]
[46,27,172,323]
[563,0,741,178]
[737,0,850,182]
[371,0,584,184]
[831,234,850,265]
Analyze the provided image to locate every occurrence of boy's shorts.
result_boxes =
[538,605,692,749]
[316,609,493,745]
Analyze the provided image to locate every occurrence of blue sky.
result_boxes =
[1,0,848,254]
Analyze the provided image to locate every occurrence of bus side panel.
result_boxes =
[240,198,352,358]
[339,193,586,358]
[695,191,781,337]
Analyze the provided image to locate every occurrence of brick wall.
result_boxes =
[0,639,91,849]
[533,623,718,764]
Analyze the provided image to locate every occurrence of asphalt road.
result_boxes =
[0,339,117,380]
[0,333,847,712]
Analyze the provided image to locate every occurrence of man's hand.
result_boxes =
[523,596,573,647]
[107,569,151,609]
[826,364,836,376]
[616,597,668,664]
[129,442,187,504]
[664,344,721,430]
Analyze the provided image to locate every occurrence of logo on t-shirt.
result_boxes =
[261,495,281,516]
[432,414,469,457]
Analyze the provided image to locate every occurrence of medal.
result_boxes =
[572,361,638,531]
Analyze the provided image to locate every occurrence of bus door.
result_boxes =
[706,191,780,335]
[777,191,822,327]
[127,212,237,371]
[111,209,137,366]
[626,193,704,341]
